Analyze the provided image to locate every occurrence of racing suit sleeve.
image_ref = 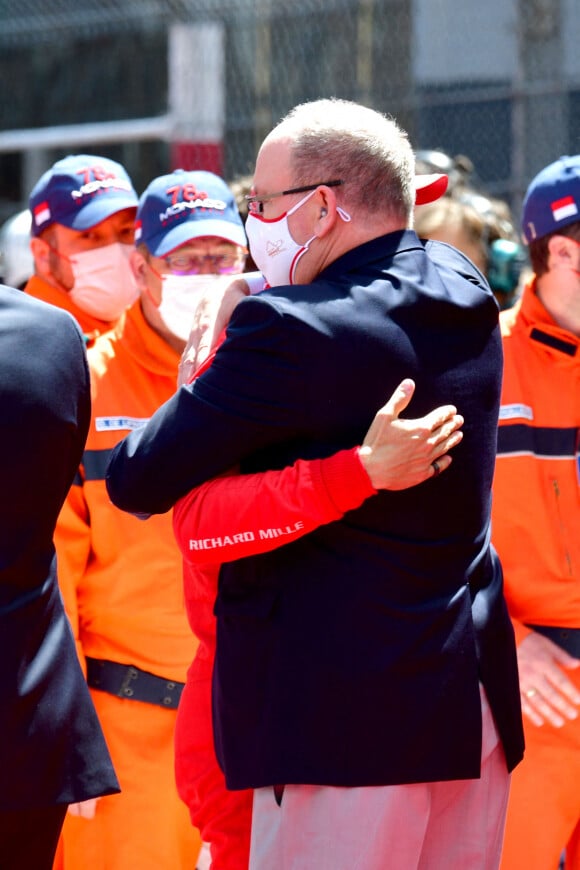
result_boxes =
[173,446,376,565]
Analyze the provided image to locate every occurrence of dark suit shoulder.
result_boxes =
[1,283,84,339]
[422,238,491,288]
[228,290,286,327]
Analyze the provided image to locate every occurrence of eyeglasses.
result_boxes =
[245,180,344,215]
[162,250,246,275]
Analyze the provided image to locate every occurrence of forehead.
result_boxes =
[100,207,137,229]
[253,135,293,192]
[53,208,136,240]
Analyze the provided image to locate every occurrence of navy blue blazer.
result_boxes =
[0,285,119,810]
[107,231,525,790]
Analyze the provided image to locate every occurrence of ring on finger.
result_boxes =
[431,459,441,477]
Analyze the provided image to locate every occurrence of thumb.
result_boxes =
[383,378,415,420]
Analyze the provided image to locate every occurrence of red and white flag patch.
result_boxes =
[551,195,578,223]
[33,201,51,227]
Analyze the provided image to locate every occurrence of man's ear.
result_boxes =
[30,236,51,278]
[130,248,149,287]
[131,248,163,309]
[547,234,577,267]
[315,186,339,237]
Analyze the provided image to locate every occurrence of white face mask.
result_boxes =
[158,274,222,341]
[69,242,139,321]
[246,190,352,287]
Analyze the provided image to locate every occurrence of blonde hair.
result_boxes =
[415,198,486,249]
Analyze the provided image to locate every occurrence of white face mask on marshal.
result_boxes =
[69,242,139,321]
[158,274,222,342]
[245,189,351,287]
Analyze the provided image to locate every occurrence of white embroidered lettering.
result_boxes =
[258,522,304,540]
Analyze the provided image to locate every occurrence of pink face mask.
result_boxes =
[68,243,138,321]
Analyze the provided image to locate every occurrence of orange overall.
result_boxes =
[52,301,201,869]
[493,280,580,870]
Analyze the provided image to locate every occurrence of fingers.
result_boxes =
[520,679,579,728]
[520,663,580,726]
[518,632,580,727]
[549,643,580,671]
[423,404,459,431]
[177,352,196,388]
[371,387,462,445]
[427,411,464,446]
[381,379,415,421]
[226,277,252,298]
[423,410,464,472]
[429,454,452,477]
[430,419,464,458]
[435,413,464,440]
[421,413,464,476]
[520,692,550,727]
[176,280,248,390]
[68,797,98,819]
[359,386,464,491]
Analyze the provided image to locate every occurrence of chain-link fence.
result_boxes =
[0,0,579,223]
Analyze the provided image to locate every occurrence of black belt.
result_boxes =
[86,657,185,709]
[525,625,580,659]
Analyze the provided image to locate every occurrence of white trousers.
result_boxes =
[249,686,510,870]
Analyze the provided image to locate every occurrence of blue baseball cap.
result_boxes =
[134,169,247,257]
[29,154,138,237]
[521,155,580,244]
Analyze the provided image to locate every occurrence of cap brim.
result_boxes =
[414,173,449,205]
[149,219,247,257]
[67,194,138,230]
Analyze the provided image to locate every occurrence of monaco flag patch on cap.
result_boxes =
[551,195,578,223]
[33,201,51,227]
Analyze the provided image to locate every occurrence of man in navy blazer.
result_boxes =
[106,99,524,869]
[0,285,119,869]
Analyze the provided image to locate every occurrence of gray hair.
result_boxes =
[273,98,415,222]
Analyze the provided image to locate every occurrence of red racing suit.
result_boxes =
[172,343,377,869]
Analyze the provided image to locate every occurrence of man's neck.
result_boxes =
[302,218,408,285]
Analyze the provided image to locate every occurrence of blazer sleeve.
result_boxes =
[173,448,376,565]
[106,295,313,516]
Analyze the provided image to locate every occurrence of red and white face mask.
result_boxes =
[246,190,351,287]
[245,189,319,287]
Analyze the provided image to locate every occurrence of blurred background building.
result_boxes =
[0,0,578,233]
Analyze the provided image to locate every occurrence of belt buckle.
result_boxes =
[118,665,139,699]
